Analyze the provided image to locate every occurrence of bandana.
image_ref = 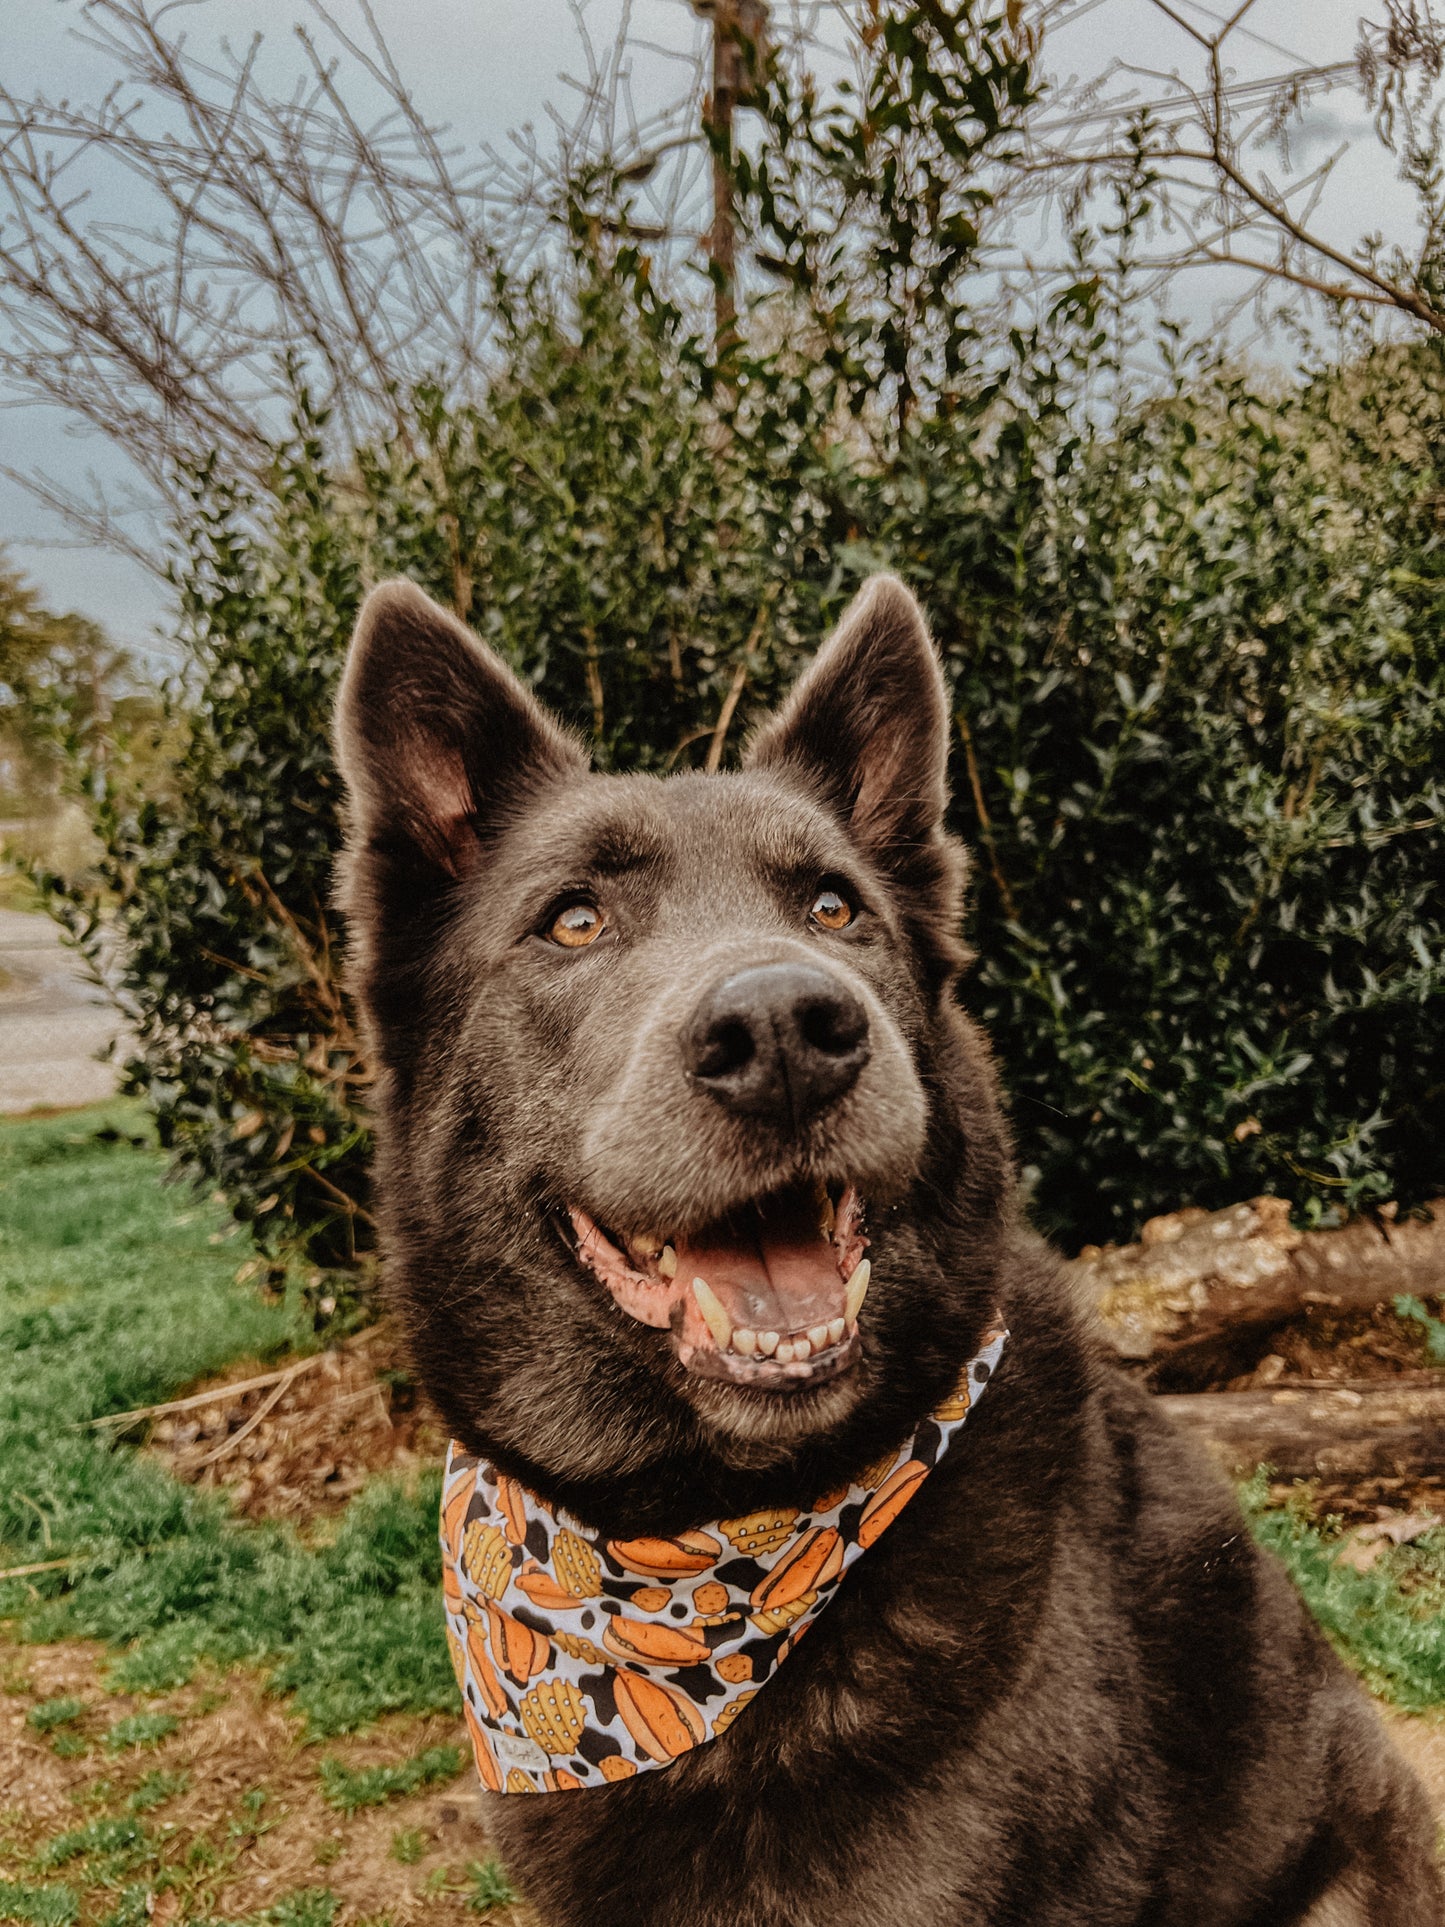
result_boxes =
[440,1320,1007,1794]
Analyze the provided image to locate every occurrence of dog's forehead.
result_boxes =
[498,768,851,894]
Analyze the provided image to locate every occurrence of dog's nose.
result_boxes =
[683,963,870,1125]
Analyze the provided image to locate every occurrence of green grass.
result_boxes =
[467,1861,519,1914]
[26,1697,83,1733]
[0,1106,457,1736]
[103,1713,177,1752]
[1243,1474,1445,1711]
[318,1744,463,1813]
[0,1880,79,1927]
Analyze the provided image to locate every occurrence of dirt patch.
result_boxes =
[140,1328,450,1523]
[1227,1303,1442,1390]
[1,1636,537,1925]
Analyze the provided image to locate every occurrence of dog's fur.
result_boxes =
[335,574,1443,1926]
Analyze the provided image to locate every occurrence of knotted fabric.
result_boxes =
[441,1320,1008,1794]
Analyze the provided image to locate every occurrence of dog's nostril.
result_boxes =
[684,962,870,1125]
[799,996,867,1058]
[694,1018,755,1081]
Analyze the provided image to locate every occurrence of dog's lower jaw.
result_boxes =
[684,1361,869,1457]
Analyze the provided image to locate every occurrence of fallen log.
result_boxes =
[1072,1196,1445,1376]
[1156,1379,1445,1481]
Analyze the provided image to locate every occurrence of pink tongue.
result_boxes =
[674,1192,842,1335]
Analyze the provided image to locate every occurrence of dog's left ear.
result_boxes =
[747,574,952,871]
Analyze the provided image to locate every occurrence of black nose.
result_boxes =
[682,962,871,1125]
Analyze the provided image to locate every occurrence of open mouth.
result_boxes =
[569,1181,870,1392]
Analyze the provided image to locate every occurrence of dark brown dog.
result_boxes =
[335,574,1442,1926]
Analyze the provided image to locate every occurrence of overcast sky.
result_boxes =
[0,0,1422,657]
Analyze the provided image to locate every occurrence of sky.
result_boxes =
[0,0,1425,660]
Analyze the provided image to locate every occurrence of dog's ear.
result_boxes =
[335,579,586,887]
[747,575,965,976]
[747,574,950,862]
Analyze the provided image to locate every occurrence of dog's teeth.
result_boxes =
[808,1323,830,1352]
[775,1339,797,1364]
[827,1316,846,1345]
[757,1330,780,1356]
[658,1245,677,1279]
[632,1232,663,1261]
[815,1185,835,1238]
[733,1327,758,1357]
[691,1276,733,1352]
[844,1258,871,1325]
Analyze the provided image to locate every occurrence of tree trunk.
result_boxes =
[1156,1379,1445,1481]
[1073,1197,1445,1379]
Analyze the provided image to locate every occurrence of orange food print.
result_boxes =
[496,1475,530,1547]
[718,1507,800,1557]
[487,1600,550,1683]
[858,1459,929,1548]
[516,1563,584,1613]
[441,1471,474,1559]
[464,1698,503,1792]
[601,1615,712,1667]
[932,1365,974,1422]
[613,1670,706,1763]
[462,1519,513,1598]
[442,1556,464,1619]
[606,1530,721,1578]
[519,1677,588,1755]
[466,1618,508,1719]
[441,1318,1008,1795]
[749,1527,844,1612]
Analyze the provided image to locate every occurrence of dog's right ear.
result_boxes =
[335,579,586,891]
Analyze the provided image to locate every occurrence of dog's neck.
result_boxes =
[440,1319,1008,1795]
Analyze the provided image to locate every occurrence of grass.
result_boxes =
[0,1106,457,1737]
[318,1747,463,1815]
[1243,1474,1445,1710]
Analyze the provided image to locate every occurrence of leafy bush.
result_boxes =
[40,6,1444,1253]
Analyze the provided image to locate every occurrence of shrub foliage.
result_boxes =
[43,5,1444,1256]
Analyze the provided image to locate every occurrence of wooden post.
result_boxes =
[694,0,768,359]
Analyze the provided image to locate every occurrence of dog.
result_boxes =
[335,574,1442,1926]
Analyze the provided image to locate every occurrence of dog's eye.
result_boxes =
[549,901,606,948]
[809,886,854,931]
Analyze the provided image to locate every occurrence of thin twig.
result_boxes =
[187,1363,308,1467]
[0,1556,74,1581]
[956,712,1019,922]
[86,1347,339,1430]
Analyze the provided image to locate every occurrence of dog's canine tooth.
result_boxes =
[733,1328,759,1357]
[658,1244,677,1279]
[844,1258,871,1325]
[807,1323,830,1351]
[757,1330,780,1356]
[691,1275,733,1352]
[827,1316,846,1345]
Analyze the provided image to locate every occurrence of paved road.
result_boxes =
[0,907,126,1112]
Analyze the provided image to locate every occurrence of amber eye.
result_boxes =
[809,885,854,931]
[549,900,606,948]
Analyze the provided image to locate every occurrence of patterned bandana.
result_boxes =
[440,1320,1007,1795]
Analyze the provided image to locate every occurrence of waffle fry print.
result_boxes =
[441,1321,1007,1794]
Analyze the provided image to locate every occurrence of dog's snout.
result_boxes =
[682,962,871,1125]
